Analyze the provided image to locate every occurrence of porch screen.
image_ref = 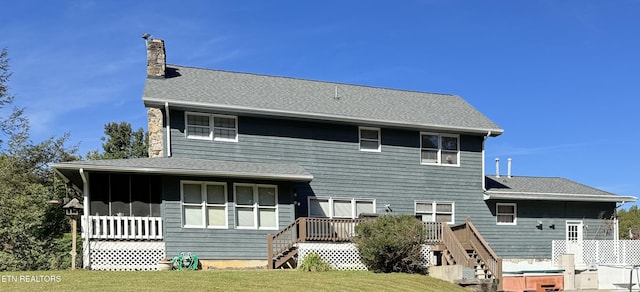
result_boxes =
[89,173,161,217]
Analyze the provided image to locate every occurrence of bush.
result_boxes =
[298,252,332,272]
[353,215,426,274]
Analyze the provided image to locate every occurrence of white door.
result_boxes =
[566,220,584,266]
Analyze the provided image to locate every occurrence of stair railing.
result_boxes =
[441,219,473,266]
[463,217,503,291]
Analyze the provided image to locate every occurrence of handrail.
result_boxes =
[441,219,473,266]
[465,218,503,290]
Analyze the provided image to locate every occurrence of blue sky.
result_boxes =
[2,1,639,207]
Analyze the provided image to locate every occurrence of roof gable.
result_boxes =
[143,65,503,135]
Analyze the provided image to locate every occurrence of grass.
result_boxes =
[0,269,467,292]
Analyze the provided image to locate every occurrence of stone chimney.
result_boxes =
[146,39,166,78]
[145,37,166,157]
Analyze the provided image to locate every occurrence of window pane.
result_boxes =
[436,203,452,213]
[183,184,202,203]
[360,140,379,150]
[259,208,277,228]
[309,198,330,217]
[207,185,226,204]
[188,115,209,126]
[184,206,202,226]
[421,150,438,163]
[498,205,514,214]
[436,214,452,222]
[416,202,433,213]
[214,117,235,128]
[420,214,434,222]
[236,186,254,205]
[497,215,514,223]
[442,151,458,164]
[214,128,236,139]
[421,135,438,149]
[187,126,210,138]
[237,207,254,227]
[361,129,379,139]
[207,206,225,227]
[441,136,458,151]
[356,201,374,215]
[334,200,352,218]
[258,187,276,206]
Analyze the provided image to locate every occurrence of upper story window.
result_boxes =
[420,133,459,166]
[496,203,517,225]
[308,197,375,219]
[181,181,228,229]
[185,112,238,142]
[415,201,454,224]
[359,127,381,152]
[234,184,278,230]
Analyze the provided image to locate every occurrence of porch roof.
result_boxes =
[52,157,313,189]
[484,176,637,203]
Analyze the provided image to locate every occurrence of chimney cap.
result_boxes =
[141,33,151,40]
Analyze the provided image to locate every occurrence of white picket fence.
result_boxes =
[552,240,640,267]
[82,215,163,240]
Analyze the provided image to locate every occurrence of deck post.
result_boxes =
[267,234,273,269]
[299,217,307,242]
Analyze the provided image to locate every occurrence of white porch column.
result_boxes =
[80,168,90,269]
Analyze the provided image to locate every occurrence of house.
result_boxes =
[52,39,635,275]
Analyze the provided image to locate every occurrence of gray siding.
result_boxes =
[161,175,295,259]
[162,109,615,260]
[479,200,616,259]
[164,110,488,260]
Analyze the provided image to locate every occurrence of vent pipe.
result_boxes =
[507,158,512,178]
[495,158,500,178]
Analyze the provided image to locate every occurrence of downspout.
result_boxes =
[165,102,171,157]
[482,131,492,191]
[79,168,90,269]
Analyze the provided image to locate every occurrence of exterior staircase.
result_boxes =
[267,216,502,290]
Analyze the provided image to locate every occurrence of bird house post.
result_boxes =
[62,198,83,270]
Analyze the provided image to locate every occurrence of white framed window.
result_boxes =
[234,184,278,230]
[420,133,459,166]
[308,197,375,219]
[181,181,228,228]
[359,127,381,152]
[185,113,212,140]
[496,203,517,225]
[185,112,238,142]
[415,201,454,224]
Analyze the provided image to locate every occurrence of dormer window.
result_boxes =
[420,133,459,166]
[185,112,237,142]
[359,127,381,152]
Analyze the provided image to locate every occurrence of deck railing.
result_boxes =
[83,215,163,240]
[267,217,445,269]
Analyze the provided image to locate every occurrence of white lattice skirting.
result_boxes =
[297,243,432,270]
[90,241,165,271]
[552,240,640,268]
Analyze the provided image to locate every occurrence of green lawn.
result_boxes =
[0,269,467,291]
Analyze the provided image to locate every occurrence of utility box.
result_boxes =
[575,270,598,290]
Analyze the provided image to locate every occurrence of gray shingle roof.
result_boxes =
[143,65,503,135]
[485,176,636,203]
[53,158,313,190]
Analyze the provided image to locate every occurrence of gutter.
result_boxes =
[52,164,314,182]
[484,191,637,203]
[144,98,504,136]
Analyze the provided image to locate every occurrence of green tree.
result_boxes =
[618,206,640,239]
[0,48,80,271]
[86,121,148,159]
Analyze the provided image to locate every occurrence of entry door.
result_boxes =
[566,220,584,265]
